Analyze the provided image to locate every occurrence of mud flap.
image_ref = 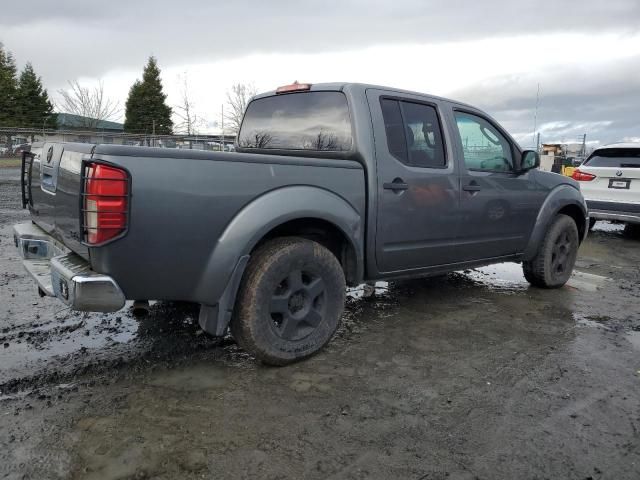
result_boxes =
[198,255,249,336]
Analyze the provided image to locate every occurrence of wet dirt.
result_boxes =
[1,170,639,479]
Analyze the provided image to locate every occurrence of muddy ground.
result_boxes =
[1,167,639,479]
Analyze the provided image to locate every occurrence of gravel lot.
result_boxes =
[1,167,639,479]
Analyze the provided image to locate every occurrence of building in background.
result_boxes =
[52,114,125,144]
[539,142,591,173]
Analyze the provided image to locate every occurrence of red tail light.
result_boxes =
[83,163,129,245]
[572,169,596,181]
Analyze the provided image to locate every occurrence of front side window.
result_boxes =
[238,91,352,151]
[454,112,513,172]
[380,98,446,168]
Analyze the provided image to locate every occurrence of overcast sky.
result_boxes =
[2,0,640,146]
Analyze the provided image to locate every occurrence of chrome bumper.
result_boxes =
[13,222,125,312]
[589,210,640,224]
[586,200,640,225]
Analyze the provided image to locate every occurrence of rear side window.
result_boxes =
[380,98,446,168]
[584,148,640,168]
[238,91,352,151]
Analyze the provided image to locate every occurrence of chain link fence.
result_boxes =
[0,127,236,156]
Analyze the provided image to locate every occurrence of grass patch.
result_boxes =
[0,157,21,168]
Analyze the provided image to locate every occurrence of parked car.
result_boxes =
[13,82,589,364]
[0,146,8,155]
[13,143,31,155]
[572,143,640,231]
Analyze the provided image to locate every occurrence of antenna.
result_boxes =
[532,83,540,150]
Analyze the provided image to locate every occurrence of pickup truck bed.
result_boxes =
[22,144,365,302]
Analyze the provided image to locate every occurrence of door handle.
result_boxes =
[383,178,409,192]
[462,182,481,192]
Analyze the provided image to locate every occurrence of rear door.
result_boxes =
[579,148,640,206]
[367,89,460,273]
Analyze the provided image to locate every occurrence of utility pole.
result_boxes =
[581,133,586,157]
[536,132,540,152]
[152,119,156,147]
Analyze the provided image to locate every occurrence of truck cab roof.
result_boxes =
[253,82,478,111]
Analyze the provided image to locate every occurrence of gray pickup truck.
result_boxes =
[14,82,589,364]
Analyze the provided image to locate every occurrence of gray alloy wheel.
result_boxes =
[230,237,346,365]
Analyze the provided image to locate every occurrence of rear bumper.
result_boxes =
[13,222,125,312]
[586,200,640,224]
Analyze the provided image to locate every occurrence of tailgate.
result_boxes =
[24,142,95,260]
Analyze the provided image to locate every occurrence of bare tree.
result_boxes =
[57,80,119,128]
[309,131,339,151]
[174,74,204,138]
[239,131,273,149]
[224,82,257,134]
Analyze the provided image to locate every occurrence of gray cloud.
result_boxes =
[2,0,640,86]
[2,0,639,144]
[449,54,640,146]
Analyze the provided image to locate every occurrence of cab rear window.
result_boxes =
[238,92,352,152]
[584,148,640,168]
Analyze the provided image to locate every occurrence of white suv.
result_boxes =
[572,143,640,231]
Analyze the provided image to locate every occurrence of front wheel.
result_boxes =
[230,237,346,365]
[523,214,579,288]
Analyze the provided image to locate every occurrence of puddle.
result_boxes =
[0,309,140,375]
[461,262,610,293]
[347,281,389,299]
[566,271,610,292]
[0,301,213,390]
[461,262,529,290]
[146,364,235,391]
[592,221,625,233]
[573,312,611,329]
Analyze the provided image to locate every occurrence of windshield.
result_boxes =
[584,148,640,168]
[238,91,352,152]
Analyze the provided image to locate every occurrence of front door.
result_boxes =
[452,110,543,261]
[367,90,460,273]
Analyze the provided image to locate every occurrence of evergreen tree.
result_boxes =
[124,56,173,134]
[16,63,55,129]
[0,43,18,126]
[0,43,18,151]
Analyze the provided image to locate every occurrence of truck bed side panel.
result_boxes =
[87,152,365,303]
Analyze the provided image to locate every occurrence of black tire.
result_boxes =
[624,223,640,239]
[588,218,597,231]
[523,214,579,288]
[230,237,346,366]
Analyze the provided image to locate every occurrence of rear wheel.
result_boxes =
[230,237,346,365]
[523,214,579,288]
[624,223,640,239]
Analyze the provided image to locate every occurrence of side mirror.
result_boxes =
[521,150,540,171]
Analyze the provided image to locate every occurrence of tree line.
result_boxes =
[0,43,55,131]
[1,42,257,145]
